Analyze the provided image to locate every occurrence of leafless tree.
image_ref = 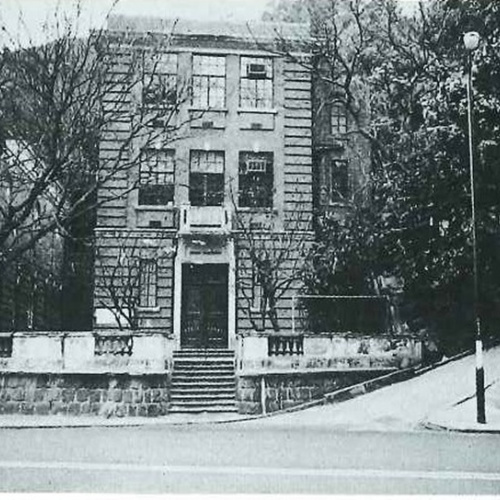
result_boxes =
[232,195,313,333]
[94,231,174,330]
[0,2,196,274]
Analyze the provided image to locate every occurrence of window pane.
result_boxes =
[209,77,225,108]
[239,152,273,207]
[139,259,157,308]
[331,102,348,135]
[327,159,348,202]
[193,55,225,76]
[240,79,256,108]
[192,76,209,108]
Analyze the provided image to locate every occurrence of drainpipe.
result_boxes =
[260,375,266,415]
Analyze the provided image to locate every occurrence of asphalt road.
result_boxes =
[0,423,499,494]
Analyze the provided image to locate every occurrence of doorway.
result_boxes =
[181,264,228,348]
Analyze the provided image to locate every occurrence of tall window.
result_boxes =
[138,149,175,205]
[239,152,274,208]
[189,151,225,206]
[143,53,178,107]
[240,57,273,109]
[330,101,348,135]
[192,55,226,108]
[326,159,348,203]
[138,259,157,308]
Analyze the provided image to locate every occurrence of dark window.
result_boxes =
[240,57,273,109]
[326,159,348,203]
[139,259,157,308]
[330,101,348,135]
[142,53,177,107]
[189,151,225,206]
[239,152,274,208]
[138,149,175,205]
[192,55,226,108]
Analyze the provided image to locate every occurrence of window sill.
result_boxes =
[188,107,228,113]
[237,108,277,115]
[136,306,161,313]
[236,206,276,213]
[134,205,175,212]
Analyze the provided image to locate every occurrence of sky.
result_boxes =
[0,0,420,45]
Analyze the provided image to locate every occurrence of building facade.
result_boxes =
[0,16,423,417]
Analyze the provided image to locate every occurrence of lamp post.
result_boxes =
[463,30,486,424]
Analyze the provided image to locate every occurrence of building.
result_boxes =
[0,16,422,417]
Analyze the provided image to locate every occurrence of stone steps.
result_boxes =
[170,349,237,413]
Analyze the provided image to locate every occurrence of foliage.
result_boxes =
[267,0,500,352]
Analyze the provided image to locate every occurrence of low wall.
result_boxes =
[237,370,389,414]
[0,372,170,416]
[0,330,174,373]
[237,332,423,374]
[0,330,173,416]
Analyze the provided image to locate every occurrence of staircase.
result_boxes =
[170,349,237,413]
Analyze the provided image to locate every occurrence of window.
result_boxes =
[240,57,273,109]
[138,149,175,205]
[330,101,348,135]
[143,53,178,107]
[189,151,225,206]
[192,55,226,108]
[326,159,348,203]
[252,258,272,312]
[138,259,157,308]
[239,152,273,208]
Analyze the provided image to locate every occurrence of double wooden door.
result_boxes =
[181,264,228,348]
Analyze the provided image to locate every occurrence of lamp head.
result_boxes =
[463,31,481,51]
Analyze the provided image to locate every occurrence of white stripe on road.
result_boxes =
[0,461,499,482]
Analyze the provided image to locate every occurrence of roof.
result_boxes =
[106,15,310,43]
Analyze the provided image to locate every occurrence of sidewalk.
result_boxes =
[424,380,500,433]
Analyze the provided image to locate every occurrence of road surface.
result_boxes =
[0,423,499,494]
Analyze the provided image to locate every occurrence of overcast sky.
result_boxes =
[0,0,420,45]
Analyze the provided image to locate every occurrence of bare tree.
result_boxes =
[94,231,174,330]
[0,3,195,273]
[233,196,313,333]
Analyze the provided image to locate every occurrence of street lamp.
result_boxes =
[463,30,486,424]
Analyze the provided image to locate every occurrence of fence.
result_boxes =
[292,295,391,335]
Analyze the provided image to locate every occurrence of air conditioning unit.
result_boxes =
[247,158,267,173]
[247,63,267,79]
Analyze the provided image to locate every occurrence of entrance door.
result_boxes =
[181,264,228,348]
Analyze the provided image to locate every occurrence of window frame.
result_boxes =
[325,158,349,204]
[138,259,158,309]
[189,150,225,207]
[240,56,274,109]
[330,101,348,136]
[238,151,274,208]
[138,149,175,206]
[191,55,226,109]
[142,53,178,109]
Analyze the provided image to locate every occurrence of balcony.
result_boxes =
[179,205,232,235]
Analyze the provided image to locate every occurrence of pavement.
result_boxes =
[0,345,500,432]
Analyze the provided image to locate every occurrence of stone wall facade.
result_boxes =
[237,370,389,414]
[0,372,170,417]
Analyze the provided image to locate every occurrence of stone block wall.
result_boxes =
[237,370,388,414]
[0,372,170,417]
